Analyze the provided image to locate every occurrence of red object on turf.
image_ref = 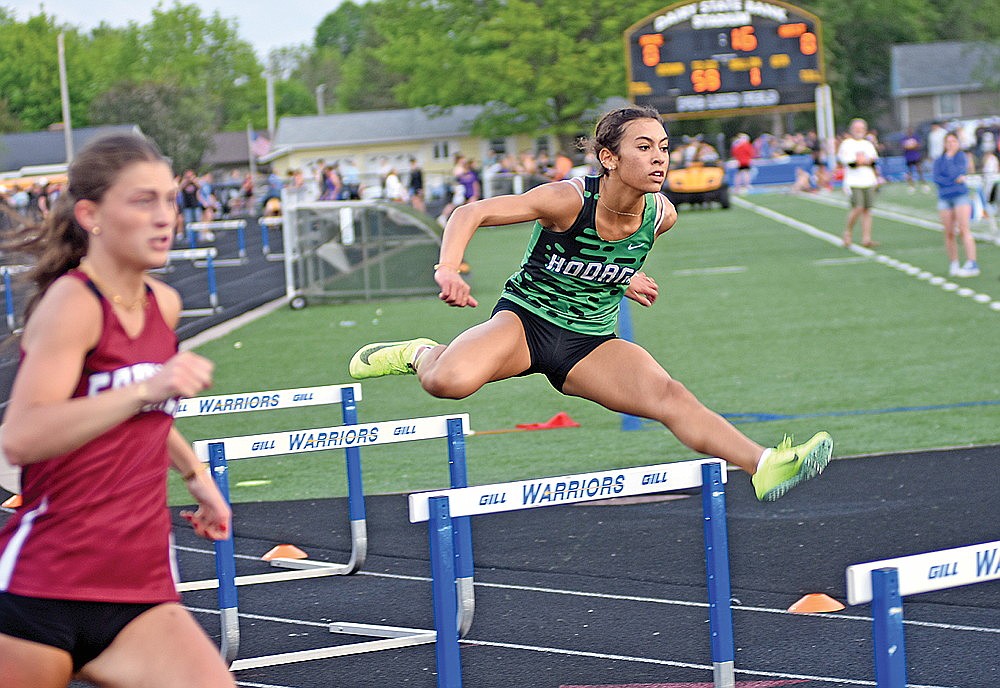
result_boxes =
[515,412,580,431]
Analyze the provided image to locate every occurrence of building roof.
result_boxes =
[0,125,141,176]
[202,130,255,168]
[262,105,486,162]
[891,41,999,97]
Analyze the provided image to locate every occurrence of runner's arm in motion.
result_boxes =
[169,427,231,540]
[435,181,585,307]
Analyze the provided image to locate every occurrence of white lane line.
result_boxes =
[176,544,1000,635]
[732,196,999,312]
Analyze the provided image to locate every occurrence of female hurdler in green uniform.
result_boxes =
[351,106,832,501]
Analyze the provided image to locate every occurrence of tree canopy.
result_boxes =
[0,0,996,169]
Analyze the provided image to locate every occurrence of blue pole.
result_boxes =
[429,496,462,687]
[237,223,247,258]
[446,418,473,579]
[617,298,643,431]
[871,568,907,688]
[3,268,14,332]
[206,254,219,310]
[341,386,366,523]
[701,462,735,687]
[209,444,238,611]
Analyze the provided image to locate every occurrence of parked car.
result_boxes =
[661,162,730,209]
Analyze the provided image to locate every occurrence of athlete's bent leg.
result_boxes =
[77,603,234,688]
[562,339,763,473]
[418,311,532,399]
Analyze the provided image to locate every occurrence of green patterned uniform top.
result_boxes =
[501,175,659,336]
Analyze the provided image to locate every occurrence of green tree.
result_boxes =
[314,2,403,111]
[0,11,67,131]
[374,0,670,151]
[89,81,216,171]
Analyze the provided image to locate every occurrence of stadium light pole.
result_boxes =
[315,84,326,115]
[265,72,276,140]
[57,32,74,163]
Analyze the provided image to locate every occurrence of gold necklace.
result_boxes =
[78,261,148,313]
[598,195,643,217]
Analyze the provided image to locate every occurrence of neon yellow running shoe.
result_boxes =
[752,431,833,502]
[349,338,439,379]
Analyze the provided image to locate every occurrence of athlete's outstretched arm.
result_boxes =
[435,182,585,307]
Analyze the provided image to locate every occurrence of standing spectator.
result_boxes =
[0,132,234,688]
[980,149,999,238]
[901,128,928,193]
[340,159,362,200]
[197,173,219,223]
[319,164,342,201]
[927,122,947,162]
[933,131,979,277]
[383,167,407,202]
[838,118,880,248]
[177,170,205,241]
[407,158,425,212]
[730,133,755,194]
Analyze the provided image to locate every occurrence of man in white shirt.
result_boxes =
[838,118,880,248]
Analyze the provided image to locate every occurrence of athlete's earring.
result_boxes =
[91,226,101,236]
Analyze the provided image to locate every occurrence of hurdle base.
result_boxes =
[177,564,353,593]
[228,632,436,671]
[714,660,736,688]
[329,621,437,639]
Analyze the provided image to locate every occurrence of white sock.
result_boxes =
[410,345,433,370]
[756,448,772,470]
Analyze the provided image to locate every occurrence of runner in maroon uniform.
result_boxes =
[0,133,234,687]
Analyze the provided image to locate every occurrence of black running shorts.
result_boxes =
[492,297,617,392]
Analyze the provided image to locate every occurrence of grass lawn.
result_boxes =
[171,183,1000,504]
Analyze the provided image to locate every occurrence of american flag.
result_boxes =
[250,131,272,158]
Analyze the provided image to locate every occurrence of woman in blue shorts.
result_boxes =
[933,132,979,277]
[350,106,833,502]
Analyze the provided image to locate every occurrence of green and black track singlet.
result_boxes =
[501,175,659,335]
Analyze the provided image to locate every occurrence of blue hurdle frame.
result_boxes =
[421,461,736,688]
[192,402,475,668]
[846,539,1000,687]
[186,219,248,266]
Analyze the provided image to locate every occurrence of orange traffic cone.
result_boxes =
[515,412,580,431]
[788,592,845,613]
[261,544,308,561]
[1,494,22,509]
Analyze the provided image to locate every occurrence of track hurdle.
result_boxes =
[185,219,248,266]
[409,458,736,688]
[185,412,475,669]
[257,215,285,260]
[846,539,1000,687]
[162,247,221,317]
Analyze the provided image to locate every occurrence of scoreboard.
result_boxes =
[625,0,825,118]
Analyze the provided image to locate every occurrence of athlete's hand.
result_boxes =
[146,351,214,402]
[180,472,232,541]
[625,272,658,307]
[435,268,478,308]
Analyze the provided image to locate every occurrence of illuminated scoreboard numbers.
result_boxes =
[625,0,825,117]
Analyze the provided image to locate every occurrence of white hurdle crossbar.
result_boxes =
[185,220,248,266]
[846,539,1000,687]
[188,412,474,669]
[409,458,736,688]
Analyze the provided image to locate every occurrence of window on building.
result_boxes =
[935,92,960,119]
[433,141,451,160]
[535,136,551,156]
